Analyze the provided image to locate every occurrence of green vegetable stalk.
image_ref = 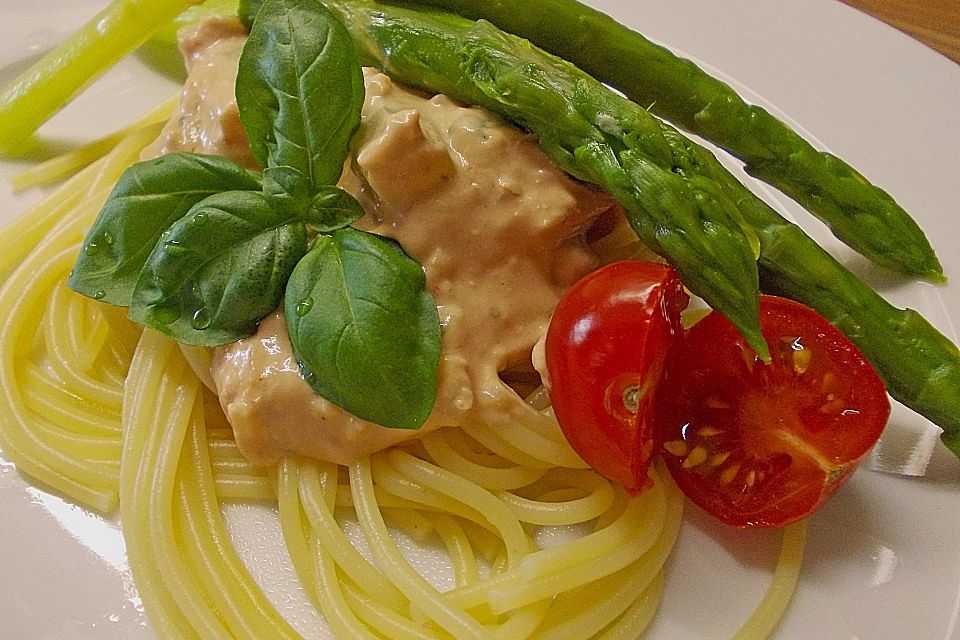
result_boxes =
[325,0,960,457]
[402,0,944,283]
[0,0,202,155]
[329,0,768,359]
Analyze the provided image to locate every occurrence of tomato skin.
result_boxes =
[545,261,688,493]
[655,295,890,527]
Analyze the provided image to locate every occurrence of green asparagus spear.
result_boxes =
[326,0,960,457]
[330,0,768,358]
[400,0,944,283]
[666,107,960,458]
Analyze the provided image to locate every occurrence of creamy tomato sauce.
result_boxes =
[141,17,258,168]
[152,19,616,466]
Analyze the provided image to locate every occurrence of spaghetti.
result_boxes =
[0,91,804,640]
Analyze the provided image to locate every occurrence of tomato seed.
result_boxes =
[705,397,730,410]
[664,440,688,457]
[819,397,846,414]
[709,451,731,467]
[682,446,709,469]
[720,464,739,485]
[792,348,812,374]
[820,371,837,393]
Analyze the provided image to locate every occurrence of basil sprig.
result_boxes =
[68,0,441,430]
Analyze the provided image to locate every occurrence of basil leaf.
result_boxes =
[130,190,307,346]
[305,186,365,231]
[69,152,261,306]
[285,227,440,429]
[236,0,364,190]
[263,165,312,205]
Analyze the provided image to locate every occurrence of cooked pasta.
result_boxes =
[0,99,805,640]
[0,125,156,512]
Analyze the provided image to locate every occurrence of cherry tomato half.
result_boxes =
[655,295,890,527]
[545,261,688,493]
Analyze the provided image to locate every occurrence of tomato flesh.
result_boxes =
[655,295,890,527]
[545,261,688,493]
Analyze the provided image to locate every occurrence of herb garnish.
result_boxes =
[68,153,263,307]
[286,228,442,430]
[69,0,441,430]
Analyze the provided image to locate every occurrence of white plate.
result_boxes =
[1,1,959,639]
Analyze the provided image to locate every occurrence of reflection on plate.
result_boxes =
[1,1,958,639]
